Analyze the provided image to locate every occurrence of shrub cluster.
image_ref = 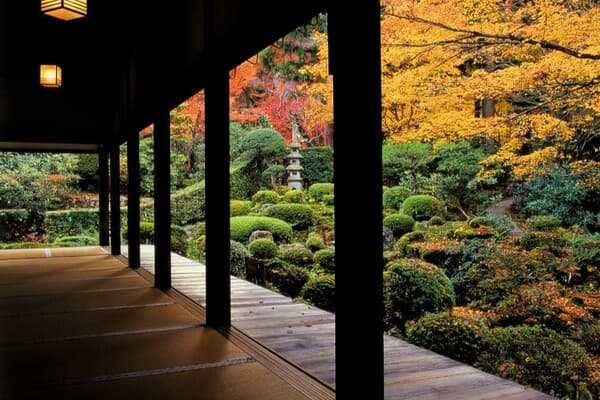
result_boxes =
[278,246,314,268]
[171,181,205,225]
[383,213,415,238]
[401,195,443,221]
[383,258,455,333]
[300,273,335,311]
[248,238,278,259]
[262,203,314,230]
[230,216,292,243]
[383,186,411,210]
[307,183,334,202]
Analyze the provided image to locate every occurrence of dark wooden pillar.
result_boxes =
[127,130,141,269]
[154,111,171,289]
[98,148,109,247]
[204,2,231,327]
[329,1,384,398]
[109,144,121,256]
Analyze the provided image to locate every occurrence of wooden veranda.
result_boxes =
[0,245,555,399]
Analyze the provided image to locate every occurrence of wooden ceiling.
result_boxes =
[0,0,326,152]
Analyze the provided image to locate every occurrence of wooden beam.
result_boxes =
[154,111,171,289]
[329,1,384,398]
[109,145,121,256]
[204,1,231,327]
[98,148,109,247]
[127,130,141,269]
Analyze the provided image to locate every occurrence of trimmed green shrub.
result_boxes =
[262,203,314,230]
[406,308,490,364]
[396,231,425,256]
[252,190,280,204]
[314,248,335,273]
[383,186,411,210]
[230,200,252,217]
[44,209,99,240]
[305,232,325,252]
[528,215,561,231]
[171,181,205,226]
[476,325,592,398]
[248,238,278,259]
[283,190,305,203]
[322,194,335,206]
[266,261,310,298]
[428,216,445,226]
[401,195,443,221]
[278,246,314,268]
[230,216,292,243]
[383,213,415,238]
[300,273,335,311]
[383,258,455,333]
[468,216,491,228]
[230,240,251,278]
[299,146,333,186]
[308,183,334,202]
[0,176,27,209]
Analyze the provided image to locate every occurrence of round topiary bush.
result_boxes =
[476,325,592,398]
[383,186,411,210]
[401,195,443,221]
[314,248,335,273]
[300,273,335,311]
[383,258,455,333]
[278,246,314,268]
[248,238,278,260]
[251,190,280,204]
[283,190,305,203]
[230,216,292,243]
[265,261,310,298]
[308,183,334,202]
[230,240,251,278]
[406,308,490,364]
[305,232,325,252]
[262,203,314,230]
[383,213,415,238]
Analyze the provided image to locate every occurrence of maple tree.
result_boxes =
[380,0,600,187]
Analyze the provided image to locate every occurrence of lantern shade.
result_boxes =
[40,65,62,88]
[41,0,87,21]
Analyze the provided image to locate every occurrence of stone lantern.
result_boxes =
[286,124,304,190]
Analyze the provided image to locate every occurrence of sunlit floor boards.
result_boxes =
[0,247,331,399]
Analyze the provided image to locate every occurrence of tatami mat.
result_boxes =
[0,247,326,399]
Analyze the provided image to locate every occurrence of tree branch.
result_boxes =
[386,12,600,60]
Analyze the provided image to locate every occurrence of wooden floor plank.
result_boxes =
[134,245,557,400]
[0,246,333,400]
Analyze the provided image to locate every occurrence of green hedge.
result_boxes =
[262,203,314,230]
[44,209,99,240]
[230,216,292,243]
